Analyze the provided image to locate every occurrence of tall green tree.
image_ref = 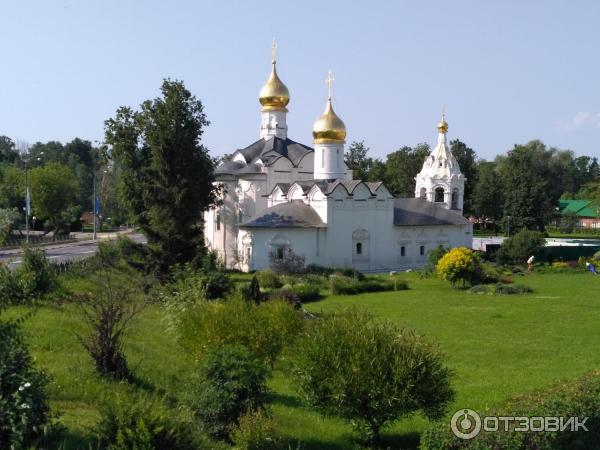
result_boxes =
[105,79,217,275]
[0,166,25,211]
[471,162,504,229]
[0,136,19,164]
[29,163,79,234]
[497,140,557,231]
[449,139,478,214]
[345,141,373,181]
[383,143,430,197]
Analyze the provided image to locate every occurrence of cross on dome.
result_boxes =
[271,38,277,64]
[326,70,335,100]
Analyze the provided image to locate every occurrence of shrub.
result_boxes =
[230,409,282,450]
[18,246,57,299]
[468,283,533,295]
[594,250,600,261]
[189,344,269,439]
[97,393,209,450]
[293,308,454,444]
[304,264,335,276]
[200,271,233,300]
[436,247,483,288]
[423,245,449,276]
[495,229,546,266]
[269,249,305,275]
[276,283,321,303]
[0,321,53,449]
[75,271,143,381]
[177,297,303,366]
[422,370,600,450]
[0,263,28,305]
[242,275,264,304]
[255,270,283,289]
[0,208,20,246]
[329,276,400,296]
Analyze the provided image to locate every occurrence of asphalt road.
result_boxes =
[0,234,146,269]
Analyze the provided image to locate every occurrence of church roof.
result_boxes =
[217,137,313,176]
[393,198,470,226]
[240,200,326,229]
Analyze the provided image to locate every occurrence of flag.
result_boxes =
[94,195,101,216]
[25,188,31,216]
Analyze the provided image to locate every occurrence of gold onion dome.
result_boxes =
[313,98,347,143]
[258,61,290,111]
[437,114,449,133]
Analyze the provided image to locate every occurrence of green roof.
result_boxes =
[558,199,600,218]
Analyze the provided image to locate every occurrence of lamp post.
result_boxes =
[506,215,511,237]
[22,150,43,244]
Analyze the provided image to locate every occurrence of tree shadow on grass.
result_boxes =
[269,391,304,408]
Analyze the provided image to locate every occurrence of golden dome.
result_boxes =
[312,99,346,144]
[258,62,290,111]
[437,114,449,133]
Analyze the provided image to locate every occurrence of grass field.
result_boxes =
[6,271,600,449]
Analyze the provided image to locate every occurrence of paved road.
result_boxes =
[0,234,146,269]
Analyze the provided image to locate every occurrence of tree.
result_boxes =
[105,79,218,275]
[28,162,79,234]
[495,229,546,266]
[436,247,483,288]
[0,208,20,245]
[0,136,19,164]
[497,140,558,231]
[449,139,478,214]
[0,166,25,211]
[293,308,453,444]
[471,161,504,229]
[345,141,373,181]
[383,143,430,197]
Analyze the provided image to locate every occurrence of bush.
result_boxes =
[422,370,600,450]
[176,297,303,366]
[0,321,53,449]
[293,308,454,444]
[468,283,532,295]
[329,276,401,296]
[496,229,546,266]
[75,271,142,381]
[436,247,483,288]
[0,208,20,246]
[189,344,269,439]
[269,249,305,275]
[242,275,264,304]
[200,271,233,300]
[0,264,28,305]
[18,246,57,299]
[255,270,283,289]
[97,393,209,450]
[423,245,449,276]
[276,283,321,304]
[230,409,282,450]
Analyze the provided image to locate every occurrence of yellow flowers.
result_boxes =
[436,247,482,288]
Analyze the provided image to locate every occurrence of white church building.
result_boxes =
[204,48,472,272]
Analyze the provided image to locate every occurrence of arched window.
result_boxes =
[321,149,325,168]
[336,148,340,168]
[434,187,445,203]
[451,189,459,209]
[356,242,362,255]
[276,247,284,259]
[216,214,221,231]
[420,245,425,256]
[419,187,427,199]
[401,246,406,257]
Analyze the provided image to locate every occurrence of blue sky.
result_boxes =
[1,1,599,160]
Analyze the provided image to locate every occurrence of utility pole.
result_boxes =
[93,171,97,241]
[25,160,29,244]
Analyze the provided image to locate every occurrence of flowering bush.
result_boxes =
[0,322,52,449]
[436,247,483,288]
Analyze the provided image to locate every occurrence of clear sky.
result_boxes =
[1,1,599,161]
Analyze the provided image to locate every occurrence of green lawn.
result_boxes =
[7,271,600,449]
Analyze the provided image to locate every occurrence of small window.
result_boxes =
[356,242,362,255]
[451,189,459,209]
[336,148,340,168]
[434,187,445,203]
[246,247,251,261]
[401,246,406,257]
[277,247,284,259]
[419,187,427,199]
[420,245,425,256]
[216,214,221,231]
[321,149,325,168]
[238,210,243,223]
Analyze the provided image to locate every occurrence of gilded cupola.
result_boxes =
[312,71,346,144]
[258,41,290,111]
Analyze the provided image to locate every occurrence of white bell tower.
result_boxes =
[414,112,465,212]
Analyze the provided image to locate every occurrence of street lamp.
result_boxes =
[22,150,43,244]
[506,215,511,237]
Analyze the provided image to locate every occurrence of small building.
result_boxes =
[557,200,600,229]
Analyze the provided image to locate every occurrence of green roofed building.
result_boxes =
[557,199,600,229]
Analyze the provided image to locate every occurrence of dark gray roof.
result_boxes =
[240,200,326,229]
[223,136,313,171]
[393,198,470,226]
